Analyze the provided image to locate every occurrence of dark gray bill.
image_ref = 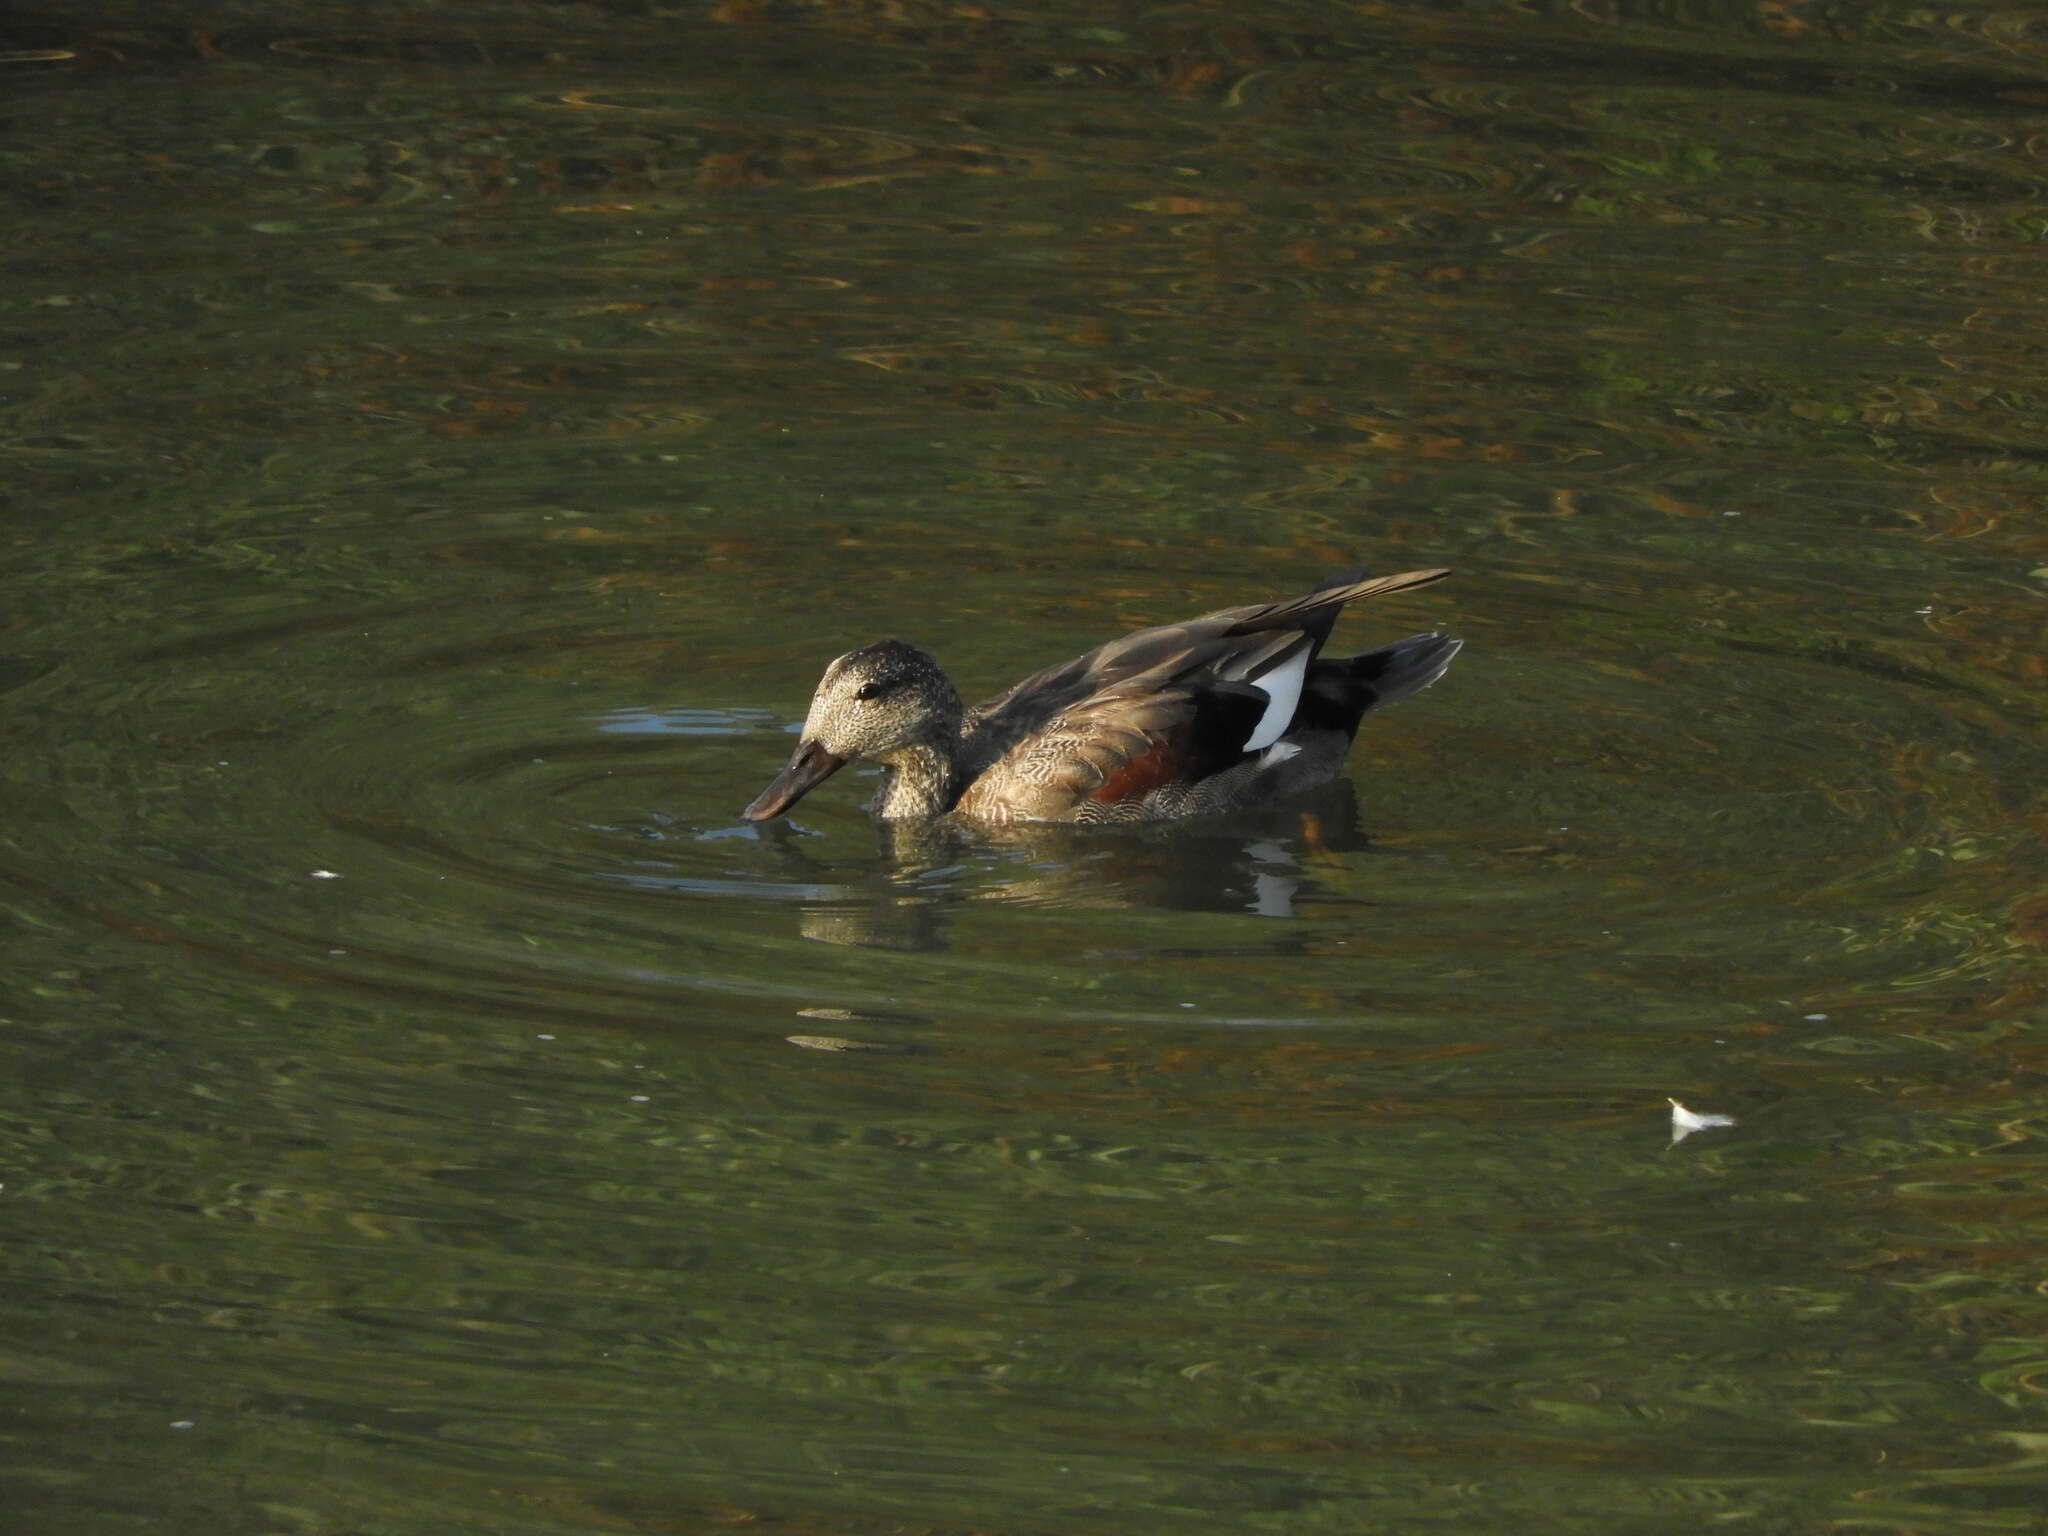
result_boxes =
[742,739,847,821]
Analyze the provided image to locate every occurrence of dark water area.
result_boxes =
[3,2,2045,1532]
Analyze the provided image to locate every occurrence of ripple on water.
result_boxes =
[7,567,2020,1051]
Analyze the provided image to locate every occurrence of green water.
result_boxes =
[3,3,2045,1532]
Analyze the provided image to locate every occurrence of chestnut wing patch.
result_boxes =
[1089,735,1195,804]
[1085,685,1269,805]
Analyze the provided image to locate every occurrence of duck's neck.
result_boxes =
[873,739,959,819]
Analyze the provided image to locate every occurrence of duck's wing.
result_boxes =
[1211,566,1451,640]
[960,566,1449,773]
[955,671,1274,821]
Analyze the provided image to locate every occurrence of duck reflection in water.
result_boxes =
[752,777,1378,951]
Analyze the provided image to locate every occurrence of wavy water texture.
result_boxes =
[2,4,2046,1535]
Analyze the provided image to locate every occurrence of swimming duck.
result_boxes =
[742,566,1458,824]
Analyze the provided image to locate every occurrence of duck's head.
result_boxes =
[742,640,963,821]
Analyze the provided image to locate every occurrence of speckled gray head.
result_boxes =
[742,640,964,821]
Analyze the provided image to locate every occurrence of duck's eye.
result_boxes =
[854,681,887,703]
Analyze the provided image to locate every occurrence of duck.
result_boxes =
[742,566,1458,825]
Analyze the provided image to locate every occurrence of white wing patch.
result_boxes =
[1258,741,1301,766]
[1242,648,1308,752]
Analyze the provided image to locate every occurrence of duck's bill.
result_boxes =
[742,740,848,821]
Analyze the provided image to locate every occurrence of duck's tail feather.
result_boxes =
[1349,631,1462,711]
[1293,631,1462,740]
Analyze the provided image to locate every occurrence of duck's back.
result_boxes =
[950,568,1453,823]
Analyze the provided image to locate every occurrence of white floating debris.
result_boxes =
[1805,1013,1828,1021]
[1669,1098,1736,1145]
[536,1034,555,1041]
[308,870,342,880]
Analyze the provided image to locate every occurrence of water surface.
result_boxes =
[3,3,2045,1532]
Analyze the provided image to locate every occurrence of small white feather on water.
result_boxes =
[1668,1098,1736,1145]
